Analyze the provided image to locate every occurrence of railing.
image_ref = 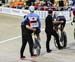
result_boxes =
[0,7,73,22]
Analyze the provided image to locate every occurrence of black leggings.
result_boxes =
[46,30,61,51]
[20,25,34,57]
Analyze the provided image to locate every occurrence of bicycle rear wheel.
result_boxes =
[54,31,67,48]
[33,38,41,55]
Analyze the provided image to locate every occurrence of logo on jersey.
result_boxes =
[28,17,38,28]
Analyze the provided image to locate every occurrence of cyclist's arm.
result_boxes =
[21,15,28,25]
[38,16,41,29]
[53,20,64,24]
[26,25,36,31]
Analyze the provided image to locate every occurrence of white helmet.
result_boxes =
[58,12,63,16]
[29,6,35,12]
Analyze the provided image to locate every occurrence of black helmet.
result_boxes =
[48,9,53,14]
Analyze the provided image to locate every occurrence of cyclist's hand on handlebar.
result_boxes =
[32,28,36,32]
[60,21,64,24]
[26,25,36,31]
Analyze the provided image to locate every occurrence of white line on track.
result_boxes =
[0,21,71,44]
[0,28,44,44]
[0,36,21,44]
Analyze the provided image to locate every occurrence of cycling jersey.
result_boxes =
[21,13,41,28]
[56,15,66,31]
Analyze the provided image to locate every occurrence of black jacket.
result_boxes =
[45,15,54,33]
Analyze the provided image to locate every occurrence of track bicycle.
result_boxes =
[32,33,41,56]
[54,23,67,48]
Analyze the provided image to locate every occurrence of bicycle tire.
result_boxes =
[33,38,41,55]
[63,32,67,48]
[54,31,67,48]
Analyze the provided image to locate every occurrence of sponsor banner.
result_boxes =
[2,7,11,14]
[35,10,48,19]
[0,7,2,13]
[11,8,21,16]
[0,7,72,21]
[20,10,30,16]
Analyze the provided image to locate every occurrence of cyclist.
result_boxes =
[20,6,41,59]
[55,12,66,31]
[45,9,64,53]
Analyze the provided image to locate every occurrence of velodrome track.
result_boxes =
[0,13,75,62]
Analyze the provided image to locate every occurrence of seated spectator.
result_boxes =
[72,0,75,6]
[10,0,18,8]
[10,1,14,8]
[26,0,36,6]
[16,0,25,9]
[39,0,47,10]
[2,0,5,5]
[50,0,54,5]
[44,0,52,7]
[68,0,73,6]
[40,5,48,11]
[34,0,40,10]
[10,0,25,9]
[54,0,68,11]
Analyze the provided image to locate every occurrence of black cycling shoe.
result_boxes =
[47,49,52,53]
[20,56,26,60]
[58,46,63,49]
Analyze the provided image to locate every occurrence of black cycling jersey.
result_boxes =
[56,16,65,20]
[56,16,66,30]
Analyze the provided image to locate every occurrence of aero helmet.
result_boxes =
[29,6,35,12]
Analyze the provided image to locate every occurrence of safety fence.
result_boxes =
[0,7,73,21]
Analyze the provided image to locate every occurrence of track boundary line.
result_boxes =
[0,28,44,44]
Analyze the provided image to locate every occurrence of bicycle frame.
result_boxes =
[32,33,41,55]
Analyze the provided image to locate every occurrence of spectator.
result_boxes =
[72,0,75,6]
[26,0,35,6]
[10,0,25,9]
[34,0,40,10]
[10,0,15,8]
[2,0,5,4]
[10,0,18,8]
[16,0,25,9]
[50,0,54,5]
[68,0,73,6]
[44,0,51,7]
[54,0,66,10]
